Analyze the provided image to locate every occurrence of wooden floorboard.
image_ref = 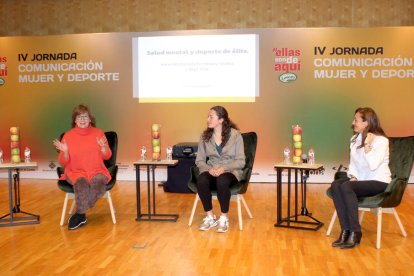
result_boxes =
[0,179,413,275]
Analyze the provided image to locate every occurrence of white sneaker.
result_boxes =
[199,215,218,231]
[216,216,229,233]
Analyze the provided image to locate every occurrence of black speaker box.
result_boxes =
[172,142,198,158]
[164,157,195,193]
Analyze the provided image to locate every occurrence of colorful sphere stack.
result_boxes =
[10,127,21,163]
[151,124,161,161]
[292,125,302,164]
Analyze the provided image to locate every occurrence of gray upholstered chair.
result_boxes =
[326,136,414,248]
[57,131,118,226]
[187,132,257,230]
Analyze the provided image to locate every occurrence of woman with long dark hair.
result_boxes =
[195,106,245,233]
[330,107,391,249]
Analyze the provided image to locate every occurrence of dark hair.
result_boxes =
[71,104,96,128]
[202,106,238,147]
[353,107,386,148]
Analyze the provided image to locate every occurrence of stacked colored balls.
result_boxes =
[292,125,302,164]
[151,124,161,161]
[10,127,21,163]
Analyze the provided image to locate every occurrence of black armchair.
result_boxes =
[57,131,118,226]
[326,136,414,248]
[187,132,257,230]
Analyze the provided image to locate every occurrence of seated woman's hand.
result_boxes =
[208,167,225,177]
[53,139,68,153]
[214,167,225,176]
[365,133,376,145]
[96,136,108,147]
[208,168,216,176]
[96,136,108,154]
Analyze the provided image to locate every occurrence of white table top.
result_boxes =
[133,160,179,166]
[0,162,38,169]
[274,162,323,170]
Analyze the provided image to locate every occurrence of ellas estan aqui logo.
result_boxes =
[272,48,301,83]
[0,56,8,87]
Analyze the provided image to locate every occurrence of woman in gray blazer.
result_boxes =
[195,106,245,233]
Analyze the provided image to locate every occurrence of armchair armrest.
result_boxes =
[384,177,399,193]
[57,167,64,178]
[239,167,250,183]
[107,165,118,176]
[191,166,200,180]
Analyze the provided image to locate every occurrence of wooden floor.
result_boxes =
[0,179,413,275]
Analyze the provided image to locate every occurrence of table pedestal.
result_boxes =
[274,163,324,231]
[0,163,39,227]
[134,160,179,222]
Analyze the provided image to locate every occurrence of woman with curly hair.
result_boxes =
[195,106,245,233]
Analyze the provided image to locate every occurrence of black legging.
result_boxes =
[331,177,388,232]
[197,171,238,213]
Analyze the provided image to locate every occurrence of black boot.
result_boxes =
[340,231,362,249]
[332,230,350,247]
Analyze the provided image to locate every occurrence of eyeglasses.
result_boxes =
[76,115,90,121]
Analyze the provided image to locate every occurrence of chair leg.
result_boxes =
[359,210,365,224]
[106,191,117,224]
[237,195,243,230]
[326,210,337,236]
[69,200,76,214]
[376,207,382,249]
[240,195,253,219]
[67,192,76,215]
[60,193,70,226]
[392,208,407,237]
[188,194,199,226]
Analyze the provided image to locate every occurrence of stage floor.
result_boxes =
[0,179,413,275]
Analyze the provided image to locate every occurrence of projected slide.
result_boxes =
[132,34,259,103]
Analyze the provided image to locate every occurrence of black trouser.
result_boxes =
[331,178,388,232]
[197,171,238,213]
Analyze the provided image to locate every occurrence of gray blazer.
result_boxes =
[196,128,246,181]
